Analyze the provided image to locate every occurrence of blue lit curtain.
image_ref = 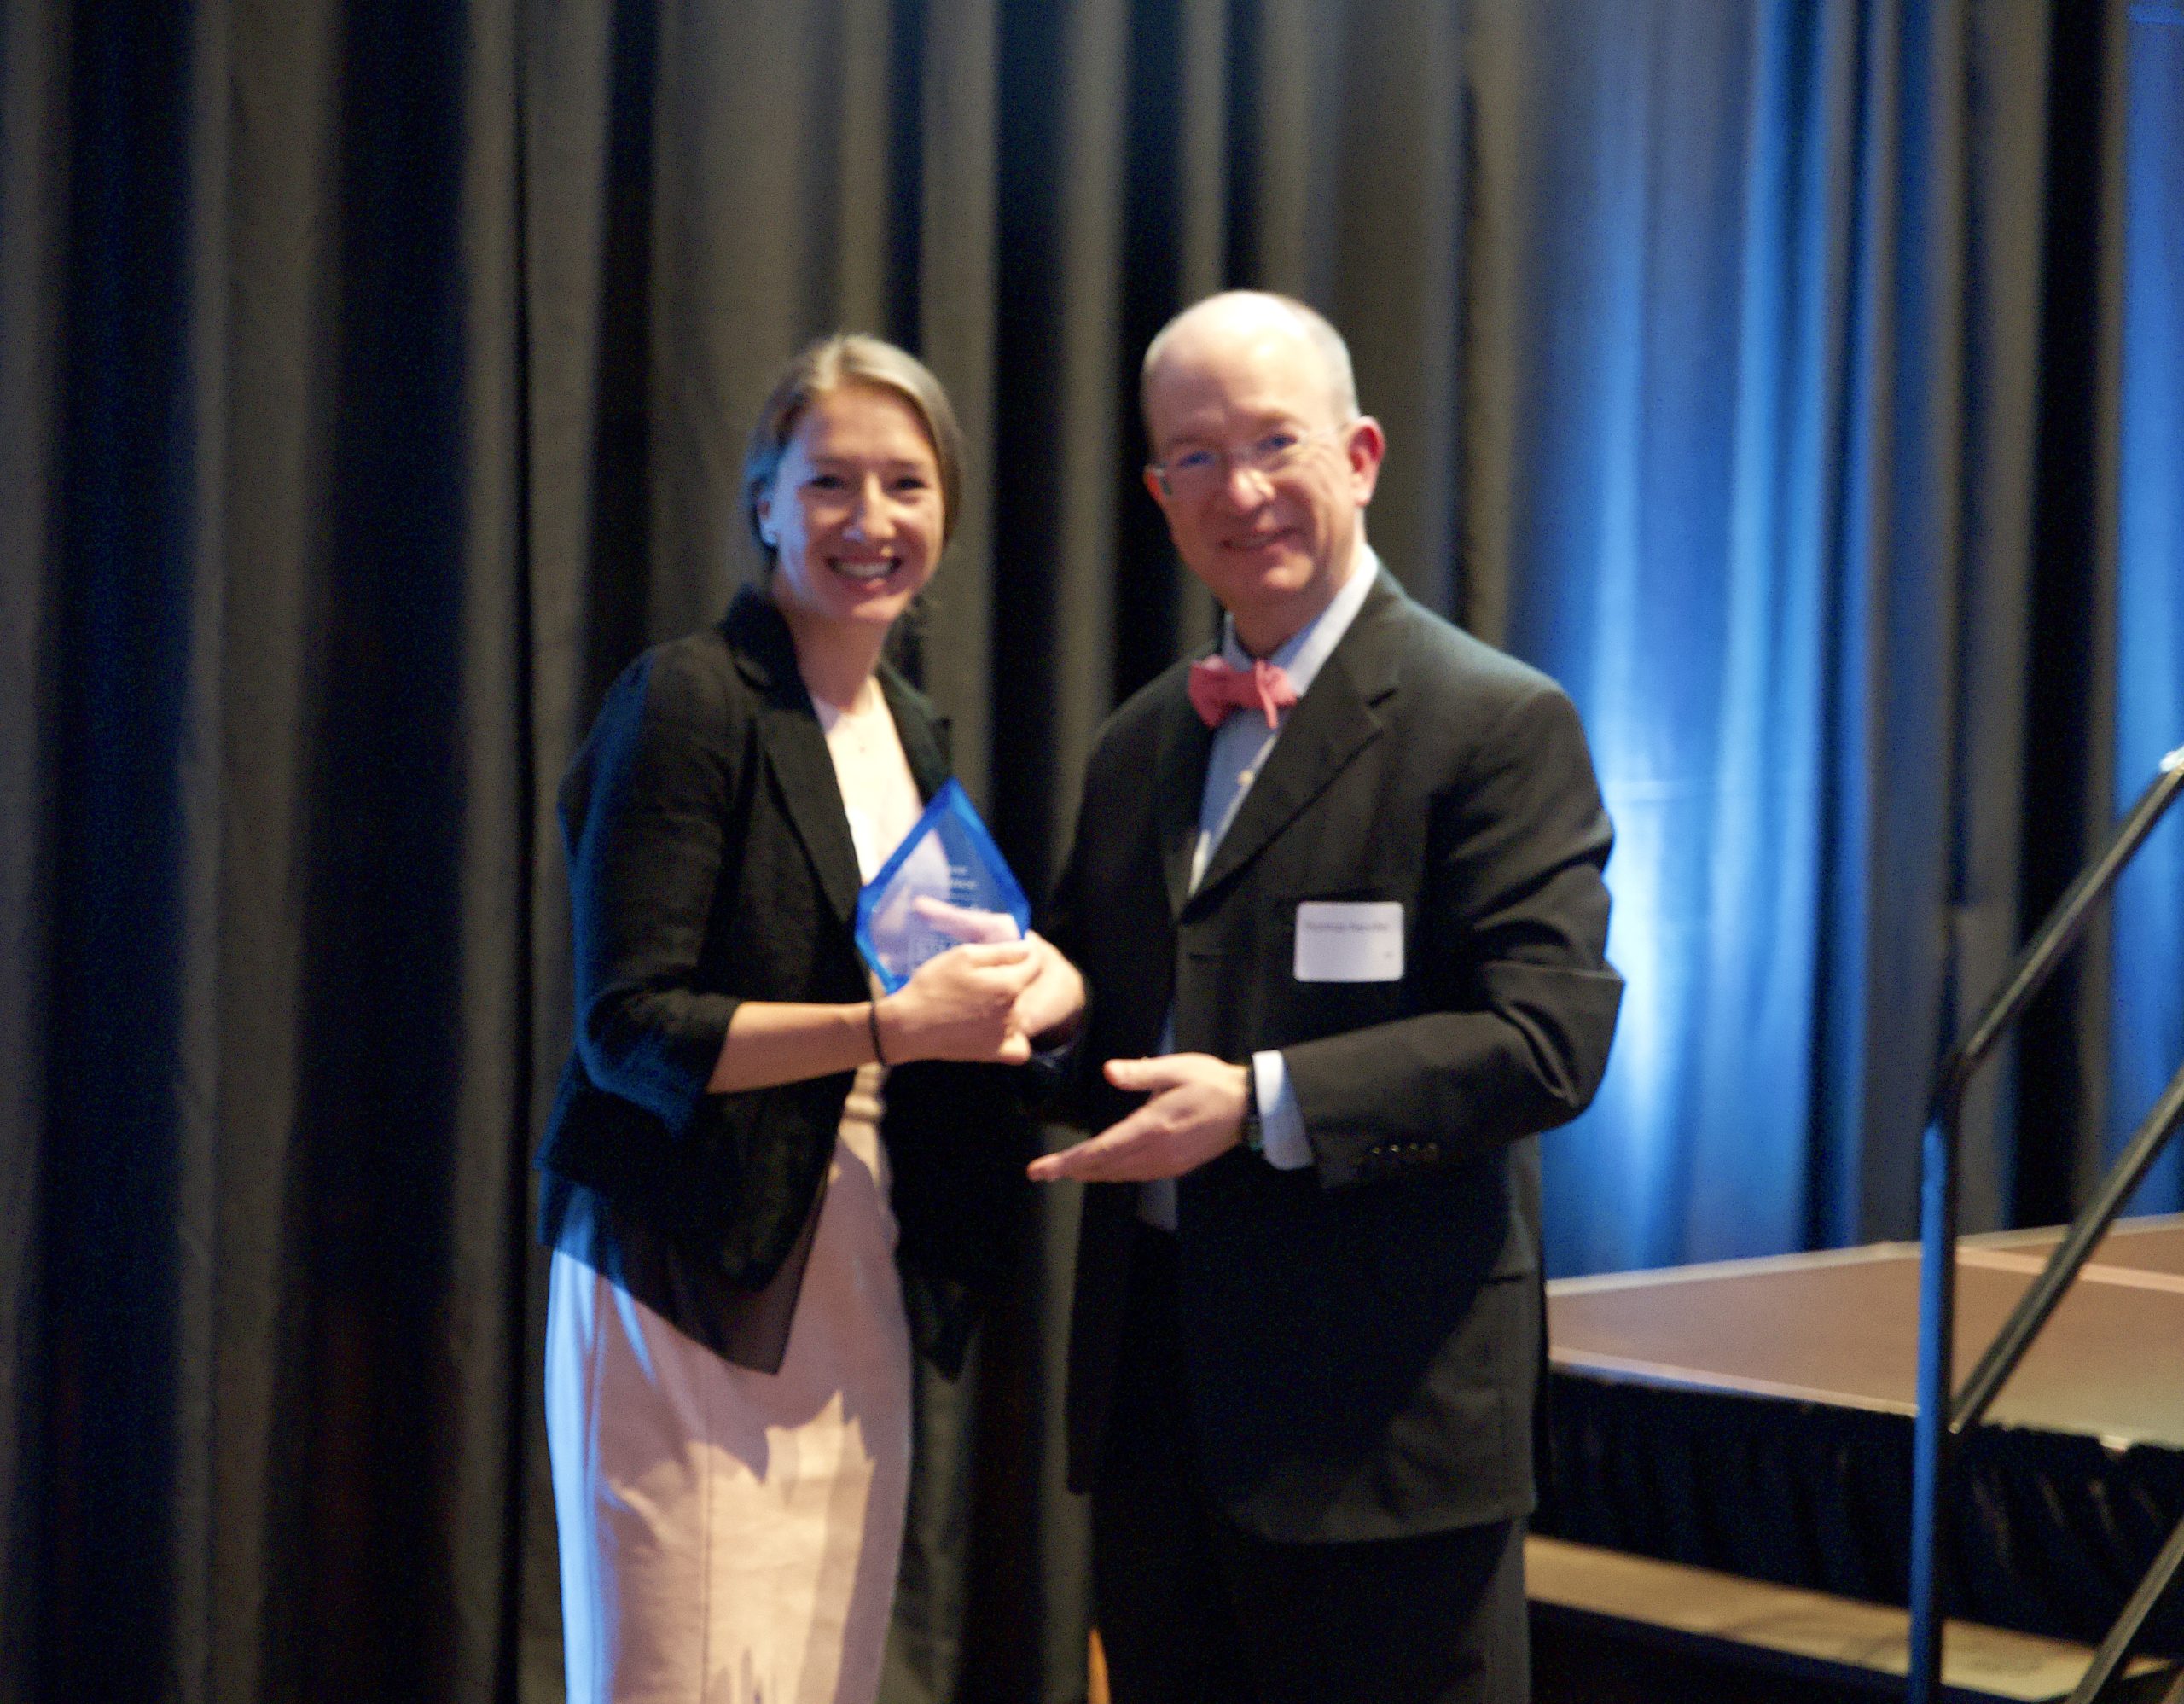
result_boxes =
[1464,1,2183,1275]
[1483,2,1865,1273]
[2113,4,2184,1213]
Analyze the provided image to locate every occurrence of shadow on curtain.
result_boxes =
[0,2,2175,1701]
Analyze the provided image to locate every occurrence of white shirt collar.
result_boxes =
[1217,544,1380,703]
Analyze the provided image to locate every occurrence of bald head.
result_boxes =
[1141,292,1360,432]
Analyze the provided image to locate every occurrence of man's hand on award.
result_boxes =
[1026,1054,1248,1183]
[1010,931,1086,1045]
[877,942,1042,1065]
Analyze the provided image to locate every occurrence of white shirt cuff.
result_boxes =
[1251,1050,1312,1170]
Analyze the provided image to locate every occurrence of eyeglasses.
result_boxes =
[1147,425,1347,498]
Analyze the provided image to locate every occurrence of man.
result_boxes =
[1031,292,1622,1703]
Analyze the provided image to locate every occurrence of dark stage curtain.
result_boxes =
[3,0,535,1699]
[0,2,2175,1701]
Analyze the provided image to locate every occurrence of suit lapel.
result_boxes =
[724,589,864,925]
[1189,571,1405,905]
[1151,673,1216,918]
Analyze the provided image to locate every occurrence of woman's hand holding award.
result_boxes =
[856,778,1031,988]
[857,780,1081,1061]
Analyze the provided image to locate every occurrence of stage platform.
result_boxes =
[1527,1533,2175,1702]
[1537,1215,2184,1655]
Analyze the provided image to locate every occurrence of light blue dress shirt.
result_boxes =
[1140,551,1380,1230]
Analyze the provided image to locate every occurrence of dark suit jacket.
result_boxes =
[536,586,1025,1375]
[1045,567,1622,1543]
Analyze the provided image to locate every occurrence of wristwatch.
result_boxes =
[1239,1067,1263,1154]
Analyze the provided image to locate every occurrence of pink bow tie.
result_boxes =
[1188,654,1298,729]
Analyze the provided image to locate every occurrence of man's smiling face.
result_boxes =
[1141,302,1383,656]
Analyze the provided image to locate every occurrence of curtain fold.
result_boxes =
[1,3,2175,1701]
[0,0,67,1684]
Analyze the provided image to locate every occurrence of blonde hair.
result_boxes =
[742,334,965,560]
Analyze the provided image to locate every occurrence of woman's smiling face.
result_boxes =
[757,381,944,638]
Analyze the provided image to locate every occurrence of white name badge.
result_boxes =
[1293,901,1404,983]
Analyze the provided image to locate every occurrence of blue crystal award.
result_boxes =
[853,778,1032,992]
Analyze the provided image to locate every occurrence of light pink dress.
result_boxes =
[546,683,926,1704]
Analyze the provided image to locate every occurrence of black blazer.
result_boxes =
[1045,567,1623,1542]
[537,586,1026,1375]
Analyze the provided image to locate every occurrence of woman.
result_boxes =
[538,334,1081,1704]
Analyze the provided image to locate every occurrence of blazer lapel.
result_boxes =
[1152,672,1217,918]
[724,590,864,925]
[1189,571,1404,904]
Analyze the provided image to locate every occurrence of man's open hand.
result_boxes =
[1027,1053,1249,1183]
